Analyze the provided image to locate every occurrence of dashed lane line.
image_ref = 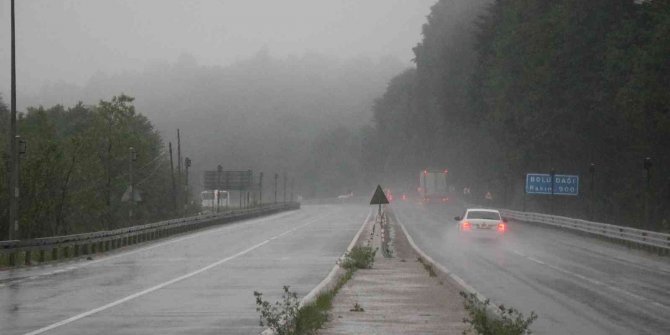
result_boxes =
[511,249,670,312]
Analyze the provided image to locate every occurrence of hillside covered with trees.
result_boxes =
[366,0,670,229]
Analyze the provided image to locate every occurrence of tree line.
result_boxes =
[0,95,189,240]
[364,0,670,230]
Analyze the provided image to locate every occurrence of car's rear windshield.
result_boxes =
[466,211,500,220]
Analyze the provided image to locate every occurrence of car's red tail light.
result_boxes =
[462,221,472,230]
[497,222,506,232]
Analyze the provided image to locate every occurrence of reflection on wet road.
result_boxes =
[1,204,368,335]
[394,201,670,335]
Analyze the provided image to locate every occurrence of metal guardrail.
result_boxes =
[500,209,670,252]
[0,202,300,267]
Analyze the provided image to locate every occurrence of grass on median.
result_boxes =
[460,291,538,335]
[254,246,375,334]
[340,246,376,270]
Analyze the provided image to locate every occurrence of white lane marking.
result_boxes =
[22,215,318,335]
[393,209,489,304]
[511,249,670,311]
[2,211,298,286]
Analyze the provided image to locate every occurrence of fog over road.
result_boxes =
[393,201,670,335]
[0,204,368,335]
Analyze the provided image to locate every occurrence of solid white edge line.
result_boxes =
[392,208,502,318]
[260,208,373,335]
[22,213,316,335]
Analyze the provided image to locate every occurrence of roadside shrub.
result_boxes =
[460,291,537,335]
[254,286,300,335]
[341,246,377,270]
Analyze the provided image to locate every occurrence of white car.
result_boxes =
[454,208,507,235]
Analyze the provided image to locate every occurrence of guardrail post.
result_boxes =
[52,247,58,261]
[39,249,46,263]
[24,250,32,265]
[64,245,70,259]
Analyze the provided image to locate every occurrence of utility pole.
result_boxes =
[283,172,287,203]
[176,129,182,215]
[169,142,177,216]
[184,157,191,213]
[7,0,18,240]
[644,157,652,229]
[129,147,137,222]
[274,173,278,203]
[259,172,264,205]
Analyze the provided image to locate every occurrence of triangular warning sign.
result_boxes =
[370,185,389,205]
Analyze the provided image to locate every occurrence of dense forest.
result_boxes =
[0,95,185,239]
[366,0,670,229]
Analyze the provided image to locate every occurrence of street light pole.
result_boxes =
[644,157,652,229]
[129,147,137,222]
[589,163,595,221]
[217,165,223,213]
[283,172,287,203]
[259,172,264,205]
[274,173,278,204]
[7,0,18,240]
[550,168,556,215]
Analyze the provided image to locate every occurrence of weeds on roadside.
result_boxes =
[254,286,300,335]
[417,257,437,277]
[253,270,355,335]
[341,246,376,270]
[254,246,372,335]
[460,291,537,335]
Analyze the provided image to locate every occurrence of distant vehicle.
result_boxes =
[201,190,230,210]
[419,169,449,204]
[337,191,354,199]
[454,208,507,235]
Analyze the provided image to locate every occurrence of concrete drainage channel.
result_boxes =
[0,203,300,269]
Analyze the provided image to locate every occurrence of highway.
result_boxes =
[0,204,368,335]
[393,201,670,335]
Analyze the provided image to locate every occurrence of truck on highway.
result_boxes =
[419,169,449,204]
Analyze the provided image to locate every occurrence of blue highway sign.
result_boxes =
[526,173,579,196]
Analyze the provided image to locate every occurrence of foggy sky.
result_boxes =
[0,0,435,98]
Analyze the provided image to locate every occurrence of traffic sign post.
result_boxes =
[370,185,390,216]
[525,173,579,196]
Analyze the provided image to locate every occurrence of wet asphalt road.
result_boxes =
[393,201,670,335]
[0,204,369,335]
